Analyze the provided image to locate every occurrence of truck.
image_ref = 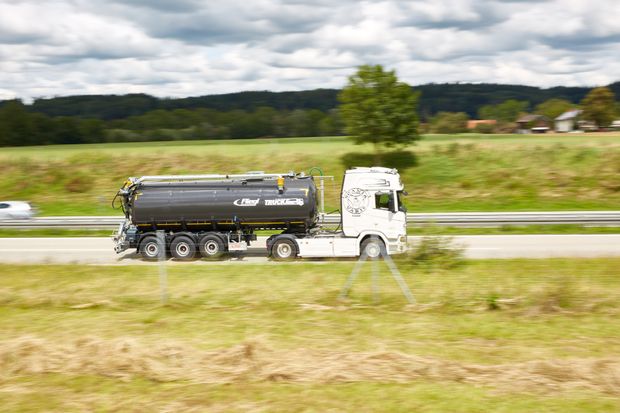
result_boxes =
[113,167,408,260]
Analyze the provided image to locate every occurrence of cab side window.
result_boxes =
[375,193,392,210]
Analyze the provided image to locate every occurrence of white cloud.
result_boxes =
[0,0,619,101]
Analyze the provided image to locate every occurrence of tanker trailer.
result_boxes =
[113,167,408,260]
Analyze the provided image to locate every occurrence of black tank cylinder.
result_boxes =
[129,177,317,231]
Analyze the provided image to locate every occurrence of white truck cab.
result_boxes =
[288,167,408,258]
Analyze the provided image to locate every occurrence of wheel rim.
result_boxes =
[276,243,292,258]
[145,243,159,257]
[365,242,380,258]
[176,242,190,257]
[204,240,219,255]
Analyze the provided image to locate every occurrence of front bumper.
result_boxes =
[113,220,136,254]
[388,235,408,255]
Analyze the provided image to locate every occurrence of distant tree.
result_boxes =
[226,109,254,138]
[473,123,495,134]
[51,117,86,145]
[318,109,343,136]
[78,119,105,144]
[535,98,573,120]
[338,65,420,159]
[429,112,469,134]
[248,106,277,137]
[478,100,529,123]
[286,109,311,137]
[0,100,39,146]
[306,109,327,137]
[581,87,616,127]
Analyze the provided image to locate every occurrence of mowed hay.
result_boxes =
[1,336,619,395]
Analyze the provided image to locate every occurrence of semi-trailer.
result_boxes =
[113,167,408,260]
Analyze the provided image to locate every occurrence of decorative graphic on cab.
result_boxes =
[343,188,369,215]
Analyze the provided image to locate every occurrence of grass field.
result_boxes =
[1,259,619,411]
[2,133,620,215]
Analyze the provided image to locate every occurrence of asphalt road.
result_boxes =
[1,235,619,264]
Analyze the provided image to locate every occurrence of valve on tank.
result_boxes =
[277,176,285,194]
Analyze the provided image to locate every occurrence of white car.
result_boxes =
[0,201,36,220]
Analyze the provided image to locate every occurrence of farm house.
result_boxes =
[555,109,583,132]
[516,114,551,134]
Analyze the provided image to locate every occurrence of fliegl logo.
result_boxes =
[344,188,369,215]
[233,198,259,207]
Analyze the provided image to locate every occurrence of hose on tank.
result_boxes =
[307,166,323,176]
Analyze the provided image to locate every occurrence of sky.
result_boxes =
[1,0,620,101]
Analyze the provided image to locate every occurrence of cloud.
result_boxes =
[0,0,619,101]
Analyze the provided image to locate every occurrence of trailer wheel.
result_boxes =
[271,238,297,260]
[360,237,386,259]
[199,235,225,258]
[139,236,163,261]
[170,236,196,261]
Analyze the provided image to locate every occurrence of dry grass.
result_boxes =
[1,260,619,411]
[2,336,619,396]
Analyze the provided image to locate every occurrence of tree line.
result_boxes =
[425,87,620,134]
[21,82,620,120]
[0,100,343,146]
[1,80,620,146]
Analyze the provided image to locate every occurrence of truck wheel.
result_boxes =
[139,236,163,261]
[271,238,297,260]
[170,236,196,261]
[361,237,386,259]
[199,235,225,258]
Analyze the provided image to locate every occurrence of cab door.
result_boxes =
[366,191,405,240]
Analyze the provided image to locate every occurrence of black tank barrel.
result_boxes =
[128,176,318,231]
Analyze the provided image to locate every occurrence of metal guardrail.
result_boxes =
[407,211,620,227]
[1,211,620,229]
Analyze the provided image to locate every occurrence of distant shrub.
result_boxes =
[64,176,89,193]
[407,235,465,270]
[530,279,577,313]
[473,123,495,134]
[429,112,469,134]
[495,122,518,134]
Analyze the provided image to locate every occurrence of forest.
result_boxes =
[1,82,619,146]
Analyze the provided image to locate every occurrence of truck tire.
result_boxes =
[199,234,225,258]
[139,236,163,261]
[170,236,196,261]
[360,237,386,259]
[271,238,297,260]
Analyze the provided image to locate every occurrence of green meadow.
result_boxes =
[2,133,620,215]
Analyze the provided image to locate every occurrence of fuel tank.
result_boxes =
[128,176,318,231]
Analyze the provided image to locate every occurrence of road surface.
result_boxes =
[1,235,619,264]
